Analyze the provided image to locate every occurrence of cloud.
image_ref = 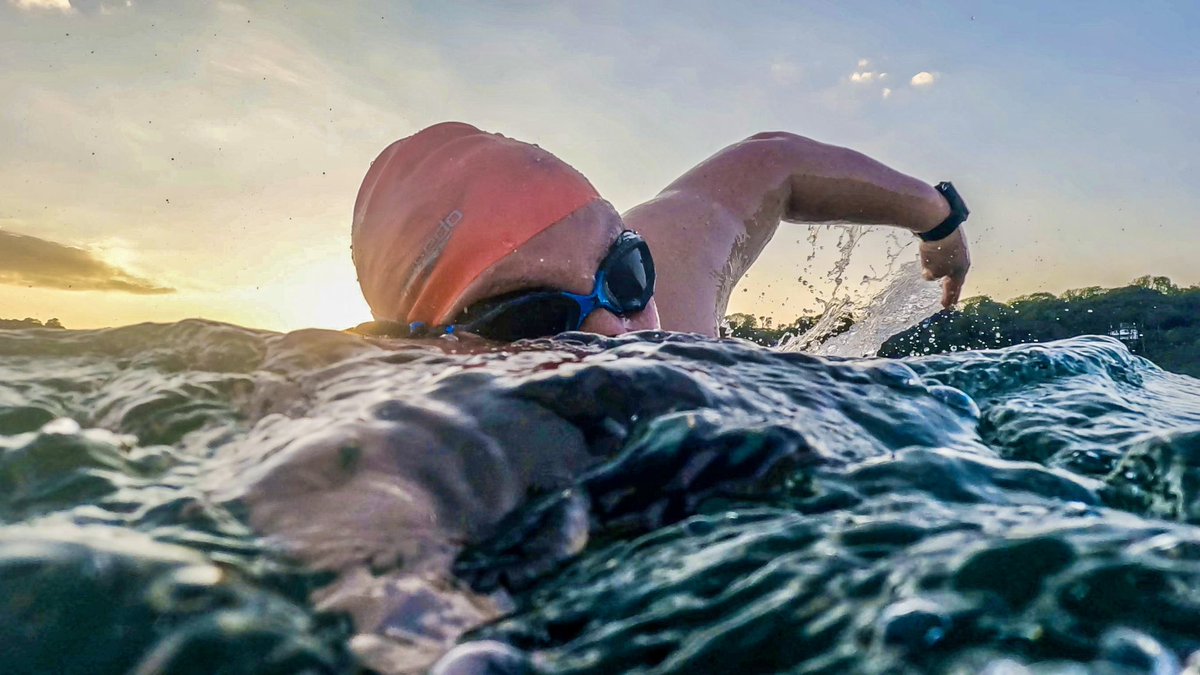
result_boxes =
[8,0,134,13]
[849,60,886,85]
[0,230,173,294]
[848,59,890,99]
[911,71,937,87]
[8,0,72,10]
[69,0,133,14]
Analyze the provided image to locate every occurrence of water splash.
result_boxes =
[802,260,942,357]
[780,223,930,355]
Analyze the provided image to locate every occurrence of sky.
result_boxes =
[1,0,1198,331]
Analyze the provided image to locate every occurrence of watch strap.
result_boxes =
[919,181,969,242]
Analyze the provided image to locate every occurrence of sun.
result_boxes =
[224,254,372,332]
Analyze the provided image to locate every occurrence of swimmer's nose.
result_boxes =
[579,299,661,336]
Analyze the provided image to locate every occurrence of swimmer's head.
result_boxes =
[352,122,659,336]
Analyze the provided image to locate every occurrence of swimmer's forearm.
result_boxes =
[668,132,950,235]
[774,135,950,234]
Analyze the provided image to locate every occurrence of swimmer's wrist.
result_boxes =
[915,182,969,242]
[904,183,950,235]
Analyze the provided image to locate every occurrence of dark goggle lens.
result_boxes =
[603,242,654,311]
[465,294,583,341]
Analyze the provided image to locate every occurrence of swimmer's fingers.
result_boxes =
[942,270,966,308]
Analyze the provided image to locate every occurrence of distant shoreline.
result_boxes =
[0,318,65,330]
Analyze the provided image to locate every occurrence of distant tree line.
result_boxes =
[721,276,1199,377]
[722,312,855,346]
[878,276,1200,377]
[0,318,65,329]
[723,314,814,345]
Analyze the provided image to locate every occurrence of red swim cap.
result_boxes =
[352,122,602,324]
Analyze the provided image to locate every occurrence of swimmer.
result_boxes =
[352,121,970,340]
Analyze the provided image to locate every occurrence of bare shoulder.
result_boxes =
[621,189,751,336]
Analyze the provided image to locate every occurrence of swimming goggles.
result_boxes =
[411,230,655,341]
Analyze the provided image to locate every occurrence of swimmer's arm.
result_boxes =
[657,131,970,306]
[662,131,948,233]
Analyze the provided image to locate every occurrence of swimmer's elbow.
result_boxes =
[740,131,847,158]
[659,130,854,225]
[744,130,807,144]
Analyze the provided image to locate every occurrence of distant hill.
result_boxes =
[0,318,65,329]
[878,276,1200,378]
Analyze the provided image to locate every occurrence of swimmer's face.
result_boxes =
[450,200,661,337]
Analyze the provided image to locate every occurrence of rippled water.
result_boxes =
[3,321,1200,674]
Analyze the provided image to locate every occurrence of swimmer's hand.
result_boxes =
[919,227,971,308]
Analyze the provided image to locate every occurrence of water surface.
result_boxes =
[3,321,1200,674]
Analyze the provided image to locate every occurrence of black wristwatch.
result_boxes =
[918,181,969,242]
